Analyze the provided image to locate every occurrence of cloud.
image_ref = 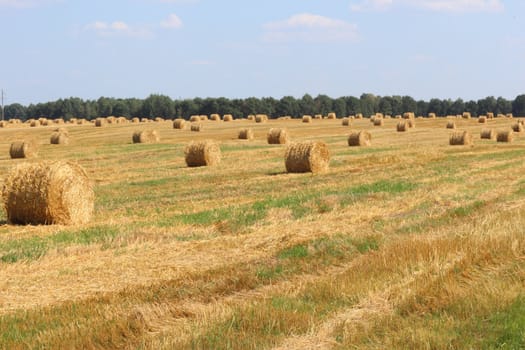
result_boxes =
[350,0,504,12]
[84,21,152,39]
[160,13,183,28]
[0,0,61,8]
[263,13,359,43]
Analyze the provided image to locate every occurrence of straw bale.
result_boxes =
[511,123,523,132]
[428,113,436,118]
[326,112,336,119]
[480,129,496,140]
[314,114,323,119]
[95,118,105,127]
[238,128,254,140]
[446,121,456,129]
[50,132,69,145]
[132,117,140,123]
[132,130,160,144]
[373,118,384,126]
[487,112,494,119]
[210,114,221,121]
[173,118,186,129]
[30,120,40,127]
[191,124,202,132]
[462,112,471,119]
[9,140,39,159]
[496,130,513,143]
[302,115,313,123]
[267,128,289,144]
[0,121,7,128]
[223,114,234,121]
[184,140,221,167]
[397,121,408,132]
[449,131,473,146]
[285,141,330,174]
[341,118,351,126]
[348,131,371,146]
[478,116,487,123]
[255,114,268,123]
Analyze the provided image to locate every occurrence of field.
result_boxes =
[0,116,525,349]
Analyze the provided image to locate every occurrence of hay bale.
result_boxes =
[480,129,496,140]
[302,115,312,123]
[348,131,371,146]
[173,118,186,129]
[267,128,289,144]
[326,112,336,119]
[184,140,221,167]
[446,121,456,129]
[284,141,330,174]
[2,161,94,225]
[408,119,416,128]
[403,112,415,119]
[0,121,8,128]
[487,112,494,119]
[50,132,69,145]
[30,120,40,127]
[355,113,363,119]
[373,118,384,126]
[497,130,513,143]
[9,140,39,159]
[223,114,234,121]
[511,123,523,132]
[428,112,436,118]
[95,118,105,127]
[132,117,140,123]
[449,131,473,146]
[200,115,208,121]
[53,127,69,135]
[314,114,323,120]
[247,114,255,121]
[478,116,487,123]
[154,117,164,122]
[397,121,408,132]
[54,118,65,124]
[255,114,268,123]
[506,113,514,119]
[132,130,160,144]
[238,128,254,140]
[462,112,471,119]
[190,124,202,132]
[210,114,221,121]
[341,118,351,126]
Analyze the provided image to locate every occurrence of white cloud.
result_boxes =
[84,21,152,39]
[263,13,359,43]
[0,0,61,8]
[350,0,504,12]
[160,13,183,28]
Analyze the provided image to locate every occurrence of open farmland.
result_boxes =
[1,116,525,349]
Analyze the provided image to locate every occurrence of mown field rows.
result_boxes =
[0,116,524,349]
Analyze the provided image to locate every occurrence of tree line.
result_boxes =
[3,93,525,121]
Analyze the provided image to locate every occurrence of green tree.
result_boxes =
[276,96,299,117]
[4,103,27,120]
[512,95,525,116]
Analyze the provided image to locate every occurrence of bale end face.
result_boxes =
[10,140,39,159]
[285,141,330,174]
[449,131,473,146]
[348,131,371,146]
[238,128,254,140]
[267,128,289,144]
[132,130,160,144]
[184,140,221,167]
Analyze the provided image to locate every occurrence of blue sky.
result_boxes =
[0,0,523,105]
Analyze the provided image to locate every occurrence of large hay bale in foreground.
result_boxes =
[238,128,254,140]
[184,140,221,167]
[449,131,473,146]
[173,118,186,129]
[348,131,371,146]
[267,128,289,144]
[496,130,513,143]
[132,130,160,144]
[10,140,39,159]
[2,161,94,225]
[480,128,496,140]
[50,132,69,145]
[285,141,330,174]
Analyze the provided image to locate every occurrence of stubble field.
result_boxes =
[0,116,524,349]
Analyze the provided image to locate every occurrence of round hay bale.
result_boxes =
[54,118,65,124]
[496,130,513,143]
[341,118,351,126]
[478,116,487,123]
[348,131,371,147]
[9,140,39,159]
[373,118,384,126]
[284,141,330,174]
[462,112,471,119]
[403,112,415,119]
[326,112,336,119]
[0,121,8,128]
[50,132,70,145]
[247,114,255,121]
[449,131,473,146]
[132,117,140,123]
[184,140,221,167]
[487,112,494,119]
[190,124,202,132]
[132,130,160,144]
[210,114,221,121]
[255,114,268,123]
[428,113,436,118]
[238,128,254,140]
[140,118,150,123]
[397,121,408,132]
[446,121,456,129]
[2,161,94,225]
[30,120,40,127]
[95,118,105,127]
[154,117,164,122]
[173,118,186,129]
[511,123,523,132]
[200,115,208,121]
[302,115,312,123]
[408,119,416,128]
[223,114,234,121]
[480,128,496,140]
[267,128,289,144]
[355,113,363,119]
[506,113,514,118]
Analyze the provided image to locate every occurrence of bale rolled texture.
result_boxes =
[189,115,200,122]
[223,114,234,121]
[348,131,371,146]
[446,121,456,129]
[373,118,384,126]
[173,118,186,129]
[10,140,39,159]
[511,123,523,132]
[210,114,221,121]
[184,140,221,167]
[50,132,69,145]
[478,116,487,123]
[480,129,496,140]
[341,118,351,126]
[132,130,160,144]
[449,131,473,146]
[497,130,513,143]
[285,141,330,174]
[255,114,268,123]
[190,124,202,132]
[302,115,312,123]
[238,128,254,140]
[326,112,336,119]
[2,161,94,225]
[397,121,408,132]
[267,128,289,144]
[95,118,105,127]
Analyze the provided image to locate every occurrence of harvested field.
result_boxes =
[0,116,523,349]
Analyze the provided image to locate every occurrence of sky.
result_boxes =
[0,0,523,105]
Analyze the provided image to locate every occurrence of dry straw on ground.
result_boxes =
[238,128,254,140]
[2,161,94,225]
[173,119,186,129]
[348,131,371,146]
[191,124,202,132]
[284,141,330,174]
[496,130,513,143]
[184,140,221,167]
[449,131,473,146]
[446,121,456,129]
[50,132,69,145]
[132,130,160,144]
[302,115,312,123]
[10,140,39,159]
[480,129,496,140]
[267,128,289,144]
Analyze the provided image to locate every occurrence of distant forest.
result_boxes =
[3,93,525,120]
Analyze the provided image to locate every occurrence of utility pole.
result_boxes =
[1,89,4,121]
